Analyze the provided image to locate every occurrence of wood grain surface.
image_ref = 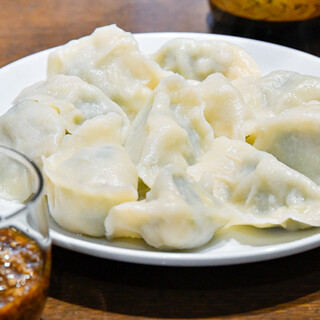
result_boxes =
[0,1,319,319]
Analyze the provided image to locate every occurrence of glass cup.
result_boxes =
[0,146,51,320]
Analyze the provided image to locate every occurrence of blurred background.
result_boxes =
[1,0,319,69]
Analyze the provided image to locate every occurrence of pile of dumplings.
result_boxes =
[1,25,320,250]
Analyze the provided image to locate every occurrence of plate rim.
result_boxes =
[49,221,320,266]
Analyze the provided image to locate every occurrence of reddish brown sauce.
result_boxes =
[0,227,50,320]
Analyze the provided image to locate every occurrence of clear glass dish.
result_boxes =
[0,146,51,320]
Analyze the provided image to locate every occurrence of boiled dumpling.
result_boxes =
[252,104,320,185]
[0,99,67,167]
[188,137,320,230]
[15,74,130,133]
[150,38,260,81]
[105,164,227,250]
[125,74,214,187]
[48,25,170,119]
[44,142,138,237]
[44,144,137,237]
[198,73,255,140]
[43,112,136,236]
[233,70,320,119]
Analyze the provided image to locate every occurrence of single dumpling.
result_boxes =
[150,38,260,81]
[48,25,170,119]
[125,74,214,187]
[252,104,320,185]
[0,99,67,167]
[15,74,130,134]
[43,113,137,236]
[188,137,320,230]
[197,73,255,140]
[232,70,320,119]
[105,165,227,250]
[44,144,138,237]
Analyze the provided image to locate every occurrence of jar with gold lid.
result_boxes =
[209,0,320,21]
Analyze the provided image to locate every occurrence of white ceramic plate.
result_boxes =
[1,32,320,266]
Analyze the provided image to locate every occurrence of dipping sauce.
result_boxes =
[0,227,50,320]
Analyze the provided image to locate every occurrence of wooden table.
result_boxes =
[1,1,319,319]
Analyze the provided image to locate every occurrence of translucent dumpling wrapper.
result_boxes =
[43,113,137,236]
[0,100,67,167]
[44,144,138,237]
[150,38,260,81]
[125,74,214,187]
[15,74,130,134]
[48,25,170,119]
[232,70,320,119]
[198,73,255,140]
[252,105,320,185]
[105,165,227,250]
[188,137,320,230]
